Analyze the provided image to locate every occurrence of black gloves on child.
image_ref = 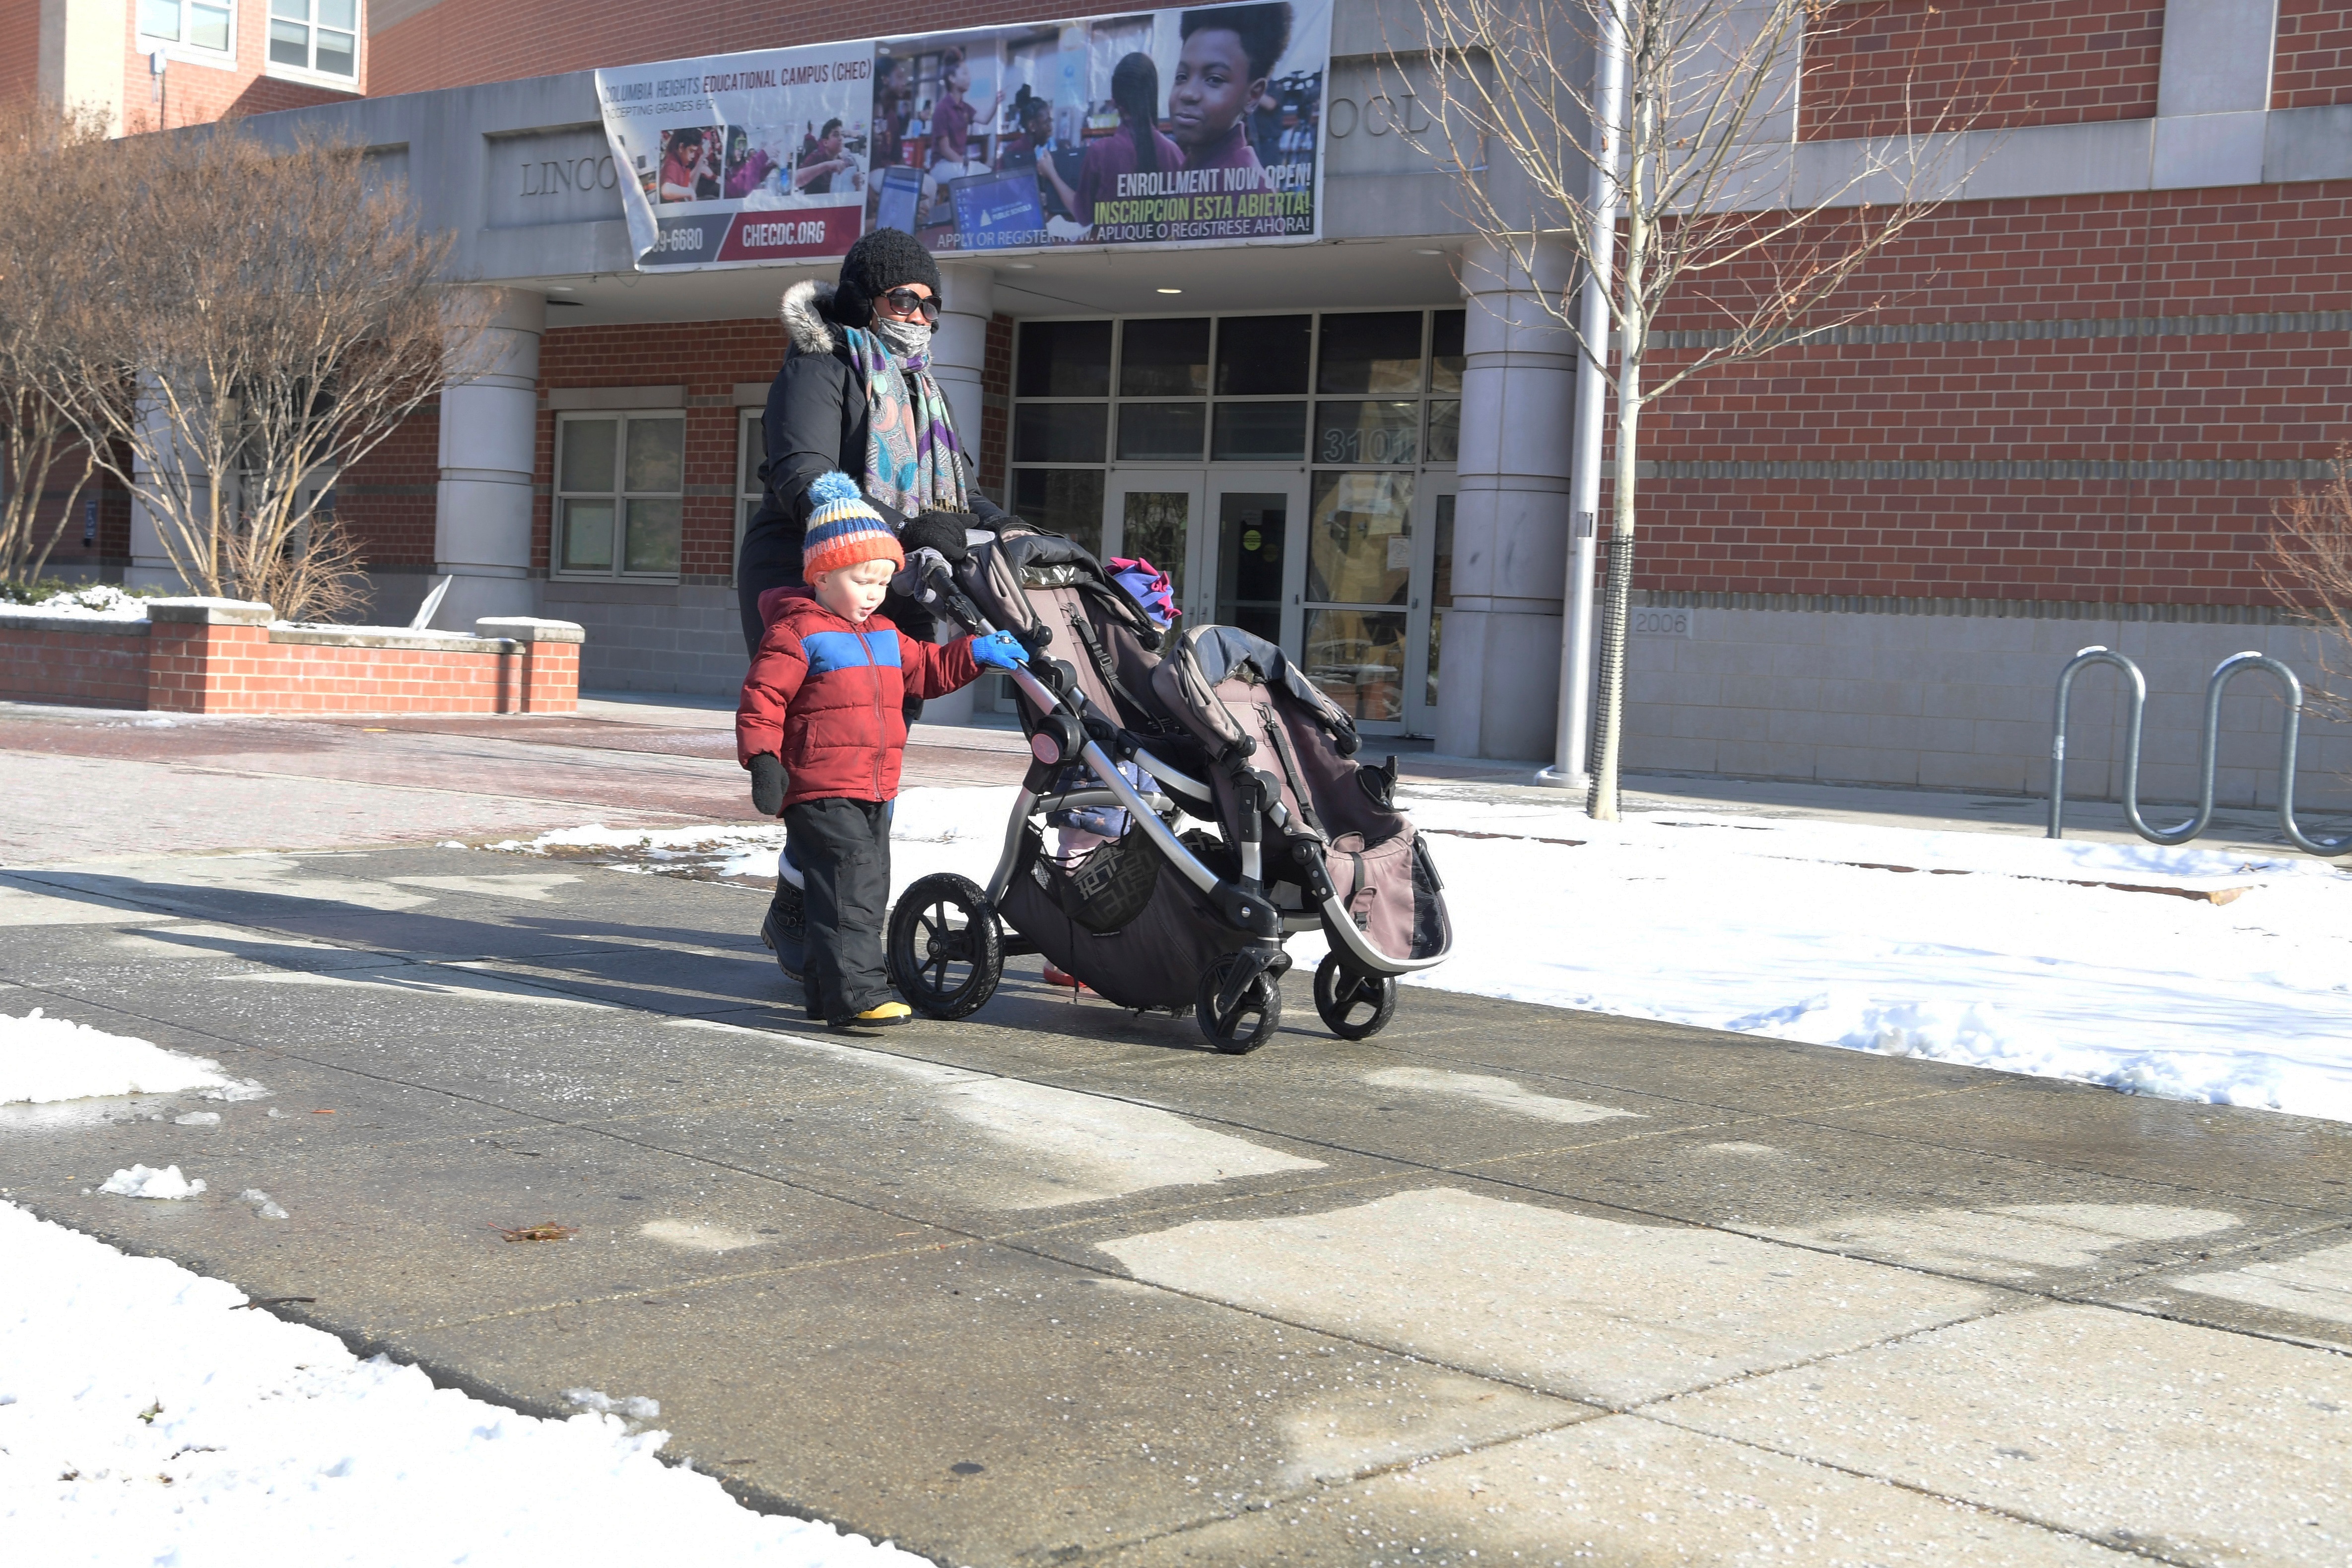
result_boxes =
[749,753,789,817]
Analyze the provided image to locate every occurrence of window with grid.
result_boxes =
[268,0,358,78]
[138,0,234,55]
[553,412,685,581]
[736,408,765,579]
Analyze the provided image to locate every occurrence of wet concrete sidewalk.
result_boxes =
[4,847,2352,1566]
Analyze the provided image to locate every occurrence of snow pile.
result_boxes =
[3,584,155,620]
[97,1165,205,1200]
[238,1188,289,1220]
[1369,791,2352,1122]
[0,1201,936,1566]
[565,1388,662,1423]
[0,1010,264,1106]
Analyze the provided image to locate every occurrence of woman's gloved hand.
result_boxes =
[900,510,974,564]
[748,753,789,816]
[968,630,1031,670]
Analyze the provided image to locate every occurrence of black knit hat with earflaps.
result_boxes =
[837,228,943,325]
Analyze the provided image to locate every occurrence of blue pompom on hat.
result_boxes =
[803,471,905,577]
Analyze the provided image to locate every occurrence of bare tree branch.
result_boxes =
[57,122,493,620]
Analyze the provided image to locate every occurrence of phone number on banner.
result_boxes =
[645,210,860,266]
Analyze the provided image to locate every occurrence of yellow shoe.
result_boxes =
[832,1001,913,1032]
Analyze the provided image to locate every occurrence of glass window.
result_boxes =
[1017,320,1112,398]
[268,0,358,76]
[1318,312,1424,395]
[1011,469,1105,559]
[1426,400,1461,465]
[736,409,766,577]
[141,0,234,52]
[1429,310,1467,393]
[555,412,683,580]
[1120,319,1210,396]
[1210,401,1306,461]
[1013,402,1106,464]
[1118,402,1205,461]
[1215,314,1310,395]
[1315,401,1420,467]
[1308,470,1413,606]
[1303,608,1408,723]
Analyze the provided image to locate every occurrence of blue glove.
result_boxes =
[969,630,1030,670]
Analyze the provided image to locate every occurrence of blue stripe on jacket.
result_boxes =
[800,629,902,675]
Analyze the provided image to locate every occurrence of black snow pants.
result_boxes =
[783,796,894,1022]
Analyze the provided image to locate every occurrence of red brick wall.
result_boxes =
[0,618,580,713]
[335,404,441,571]
[1802,0,2164,140]
[371,0,1066,97]
[2274,0,2352,108]
[1617,183,2352,607]
[0,626,150,708]
[121,14,361,133]
[0,0,38,104]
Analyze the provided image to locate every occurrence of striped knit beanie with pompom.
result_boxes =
[802,471,906,578]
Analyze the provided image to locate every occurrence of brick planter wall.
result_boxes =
[0,599,584,715]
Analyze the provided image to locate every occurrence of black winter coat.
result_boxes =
[735,279,1008,654]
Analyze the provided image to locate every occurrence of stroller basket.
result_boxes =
[882,528,1454,1053]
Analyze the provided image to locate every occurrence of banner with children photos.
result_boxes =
[595,0,1331,271]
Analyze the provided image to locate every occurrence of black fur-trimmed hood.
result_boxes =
[780,279,862,355]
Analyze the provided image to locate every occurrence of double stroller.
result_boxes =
[873,524,1454,1052]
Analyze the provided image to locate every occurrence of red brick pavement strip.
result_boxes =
[0,706,1031,865]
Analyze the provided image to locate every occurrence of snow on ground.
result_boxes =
[0,1009,266,1105]
[0,1200,936,1567]
[487,784,2352,1122]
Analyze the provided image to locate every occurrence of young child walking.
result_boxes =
[737,472,1028,1032]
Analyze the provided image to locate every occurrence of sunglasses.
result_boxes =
[880,286,941,323]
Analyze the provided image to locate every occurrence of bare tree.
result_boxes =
[0,102,114,585]
[2268,452,2352,723]
[1398,0,1990,817]
[64,123,489,620]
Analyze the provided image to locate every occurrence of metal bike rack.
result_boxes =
[2047,646,2352,854]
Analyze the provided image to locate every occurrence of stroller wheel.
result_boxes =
[1197,951,1283,1055]
[1313,952,1397,1041]
[887,873,1004,1019]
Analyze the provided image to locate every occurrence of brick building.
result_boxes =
[30,0,2352,799]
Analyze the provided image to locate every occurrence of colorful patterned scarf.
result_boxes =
[841,322,969,519]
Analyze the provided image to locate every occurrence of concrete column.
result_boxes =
[1437,237,1576,762]
[126,378,209,594]
[433,287,544,628]
[922,262,997,727]
[932,261,996,495]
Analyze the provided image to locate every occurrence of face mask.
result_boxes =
[874,316,934,362]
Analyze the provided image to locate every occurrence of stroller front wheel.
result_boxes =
[887,873,1005,1019]
[1313,952,1397,1041]
[1197,951,1284,1055]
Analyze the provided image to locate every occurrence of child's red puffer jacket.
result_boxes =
[736,587,983,807]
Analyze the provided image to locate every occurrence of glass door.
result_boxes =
[1207,471,1307,652]
[1103,470,1207,621]
[1406,484,1454,736]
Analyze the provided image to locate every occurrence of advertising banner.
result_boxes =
[594,0,1330,272]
